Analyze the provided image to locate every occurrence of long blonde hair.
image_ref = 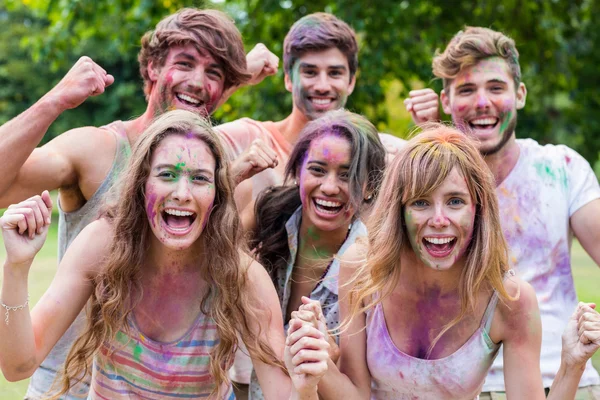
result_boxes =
[57,110,282,397]
[346,123,515,357]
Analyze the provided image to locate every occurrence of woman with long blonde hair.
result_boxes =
[0,109,328,399]
[287,123,600,399]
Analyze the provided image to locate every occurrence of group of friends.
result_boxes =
[0,7,599,400]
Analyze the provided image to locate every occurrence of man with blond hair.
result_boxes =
[0,8,276,399]
[405,26,600,398]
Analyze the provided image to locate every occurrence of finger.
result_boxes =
[290,337,330,359]
[409,92,439,102]
[294,359,328,376]
[41,190,53,222]
[0,213,26,230]
[403,99,413,112]
[412,100,440,112]
[287,318,305,337]
[581,330,600,346]
[24,200,45,234]
[286,323,324,347]
[409,88,436,97]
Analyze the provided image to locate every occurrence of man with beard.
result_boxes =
[404,26,600,399]
[0,8,277,399]
[217,12,404,212]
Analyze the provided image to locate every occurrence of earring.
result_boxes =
[293,180,298,185]
[365,194,373,200]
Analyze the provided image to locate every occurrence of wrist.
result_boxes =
[291,386,318,400]
[37,92,68,117]
[559,355,586,376]
[3,260,32,279]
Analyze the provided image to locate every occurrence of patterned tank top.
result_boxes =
[366,272,513,400]
[90,311,234,399]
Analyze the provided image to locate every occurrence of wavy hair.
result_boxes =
[138,8,251,99]
[432,26,521,92]
[55,110,282,398]
[345,123,516,357]
[250,109,386,282]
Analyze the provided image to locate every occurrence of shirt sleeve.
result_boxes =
[561,145,600,216]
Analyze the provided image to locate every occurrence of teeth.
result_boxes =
[164,209,194,217]
[424,237,454,244]
[470,117,497,125]
[315,199,342,208]
[176,93,200,105]
[311,98,332,105]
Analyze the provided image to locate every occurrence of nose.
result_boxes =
[172,178,192,202]
[313,71,331,93]
[320,173,341,196]
[428,205,450,229]
[476,89,491,110]
[188,67,206,91]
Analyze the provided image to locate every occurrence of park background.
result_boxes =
[0,0,599,397]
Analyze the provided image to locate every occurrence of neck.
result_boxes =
[483,135,520,186]
[397,249,463,296]
[274,106,310,146]
[297,219,349,262]
[145,237,204,277]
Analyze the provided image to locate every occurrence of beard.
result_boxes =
[473,113,518,156]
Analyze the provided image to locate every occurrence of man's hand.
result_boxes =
[245,43,279,86]
[44,56,114,112]
[231,138,278,185]
[404,88,440,124]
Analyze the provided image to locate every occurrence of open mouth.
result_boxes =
[161,208,197,233]
[313,198,344,216]
[308,97,335,109]
[176,93,205,108]
[468,117,498,131]
[422,236,456,258]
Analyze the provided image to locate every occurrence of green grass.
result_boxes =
[0,221,598,397]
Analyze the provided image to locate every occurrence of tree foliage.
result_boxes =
[2,0,600,171]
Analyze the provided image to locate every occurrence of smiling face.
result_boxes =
[298,133,354,233]
[145,134,217,250]
[441,57,527,155]
[148,44,226,117]
[403,168,476,271]
[285,47,356,120]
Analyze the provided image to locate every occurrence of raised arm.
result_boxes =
[0,193,109,381]
[403,88,441,124]
[0,57,113,198]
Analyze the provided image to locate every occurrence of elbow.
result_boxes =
[1,358,38,382]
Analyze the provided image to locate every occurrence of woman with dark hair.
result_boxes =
[287,123,600,399]
[0,109,328,399]
[246,109,386,399]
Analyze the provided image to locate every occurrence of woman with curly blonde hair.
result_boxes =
[0,109,328,399]
[287,123,600,399]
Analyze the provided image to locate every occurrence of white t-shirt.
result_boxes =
[483,138,600,391]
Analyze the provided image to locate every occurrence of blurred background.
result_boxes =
[0,0,599,397]
[1,0,600,174]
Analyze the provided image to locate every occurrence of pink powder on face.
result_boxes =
[146,190,159,227]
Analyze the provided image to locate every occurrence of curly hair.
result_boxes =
[55,110,282,398]
[138,8,251,99]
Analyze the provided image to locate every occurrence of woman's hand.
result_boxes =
[561,302,600,367]
[291,296,340,363]
[285,318,330,398]
[0,191,52,267]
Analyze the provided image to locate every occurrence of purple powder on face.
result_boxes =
[146,191,159,227]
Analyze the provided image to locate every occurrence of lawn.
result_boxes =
[0,216,598,398]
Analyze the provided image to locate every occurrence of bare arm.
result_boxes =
[571,199,600,267]
[245,258,328,400]
[313,244,371,399]
[0,57,113,197]
[0,196,109,381]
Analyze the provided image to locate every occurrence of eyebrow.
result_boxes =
[299,62,347,71]
[447,191,470,197]
[154,164,214,175]
[307,160,350,169]
[174,53,224,71]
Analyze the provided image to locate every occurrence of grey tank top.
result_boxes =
[366,271,514,400]
[25,121,131,400]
